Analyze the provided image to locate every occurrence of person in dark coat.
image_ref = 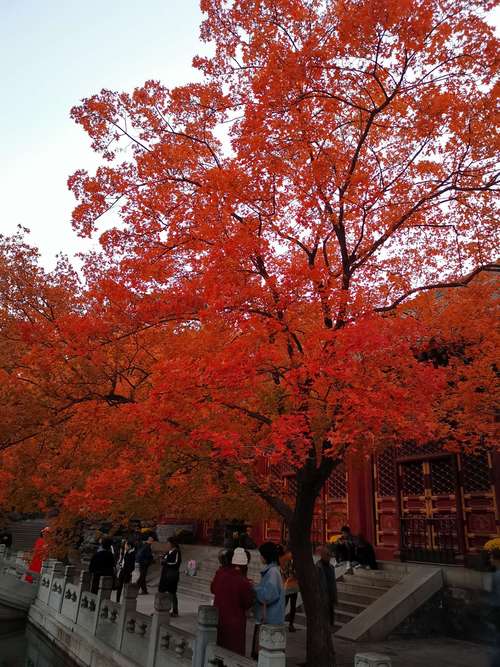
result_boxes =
[333,526,359,564]
[89,538,115,595]
[211,548,254,656]
[136,535,155,595]
[316,545,337,627]
[356,534,378,570]
[158,537,182,616]
[115,540,137,603]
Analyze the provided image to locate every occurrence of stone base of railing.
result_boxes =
[27,560,287,667]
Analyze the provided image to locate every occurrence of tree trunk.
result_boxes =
[288,458,336,667]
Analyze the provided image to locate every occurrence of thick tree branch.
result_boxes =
[374,263,499,312]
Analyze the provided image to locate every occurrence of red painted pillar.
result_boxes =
[346,455,376,544]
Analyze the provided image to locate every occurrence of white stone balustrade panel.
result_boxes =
[155,623,194,667]
[48,575,65,613]
[95,599,121,648]
[60,583,79,622]
[205,644,255,667]
[37,567,52,605]
[77,591,100,633]
[121,610,153,666]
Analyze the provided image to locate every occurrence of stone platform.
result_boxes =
[134,591,495,667]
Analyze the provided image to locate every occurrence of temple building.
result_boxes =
[197,446,499,567]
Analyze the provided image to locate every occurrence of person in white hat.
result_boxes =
[210,547,254,655]
[232,547,249,573]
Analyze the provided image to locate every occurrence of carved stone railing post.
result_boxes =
[61,565,76,602]
[146,592,171,667]
[94,575,114,634]
[80,570,92,593]
[193,605,218,667]
[257,625,286,667]
[47,561,65,613]
[75,570,92,622]
[116,582,138,651]
[64,565,76,583]
[37,560,55,604]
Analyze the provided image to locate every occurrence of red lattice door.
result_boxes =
[459,451,499,553]
[399,456,462,563]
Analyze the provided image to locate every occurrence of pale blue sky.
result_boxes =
[0,0,203,267]
[1,2,498,268]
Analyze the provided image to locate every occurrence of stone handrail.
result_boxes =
[29,560,287,667]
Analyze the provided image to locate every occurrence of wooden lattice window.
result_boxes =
[326,463,347,499]
[460,452,492,492]
[430,458,456,495]
[401,460,425,496]
[376,448,397,497]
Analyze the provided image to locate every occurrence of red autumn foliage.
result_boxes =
[1,2,499,664]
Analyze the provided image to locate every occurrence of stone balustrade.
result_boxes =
[29,560,288,667]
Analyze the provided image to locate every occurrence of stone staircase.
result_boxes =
[165,547,403,635]
[149,546,442,642]
[7,519,46,552]
[293,567,403,634]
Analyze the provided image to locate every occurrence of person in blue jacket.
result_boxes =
[251,541,285,659]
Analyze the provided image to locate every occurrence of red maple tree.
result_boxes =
[1,1,499,664]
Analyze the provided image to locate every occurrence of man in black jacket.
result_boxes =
[316,545,337,628]
[136,535,155,595]
[89,538,115,595]
[116,540,137,602]
[158,537,182,615]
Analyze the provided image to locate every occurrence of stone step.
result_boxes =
[7,520,46,552]
[336,590,381,606]
[348,570,402,586]
[335,599,369,615]
[341,575,394,590]
[336,581,388,598]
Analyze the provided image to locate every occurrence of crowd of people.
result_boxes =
[210,540,341,657]
[17,523,376,657]
[83,528,355,654]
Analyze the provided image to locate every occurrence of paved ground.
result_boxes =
[132,590,496,666]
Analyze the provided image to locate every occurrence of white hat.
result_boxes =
[232,548,248,566]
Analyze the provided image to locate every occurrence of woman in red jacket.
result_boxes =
[211,548,254,656]
[26,527,50,583]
